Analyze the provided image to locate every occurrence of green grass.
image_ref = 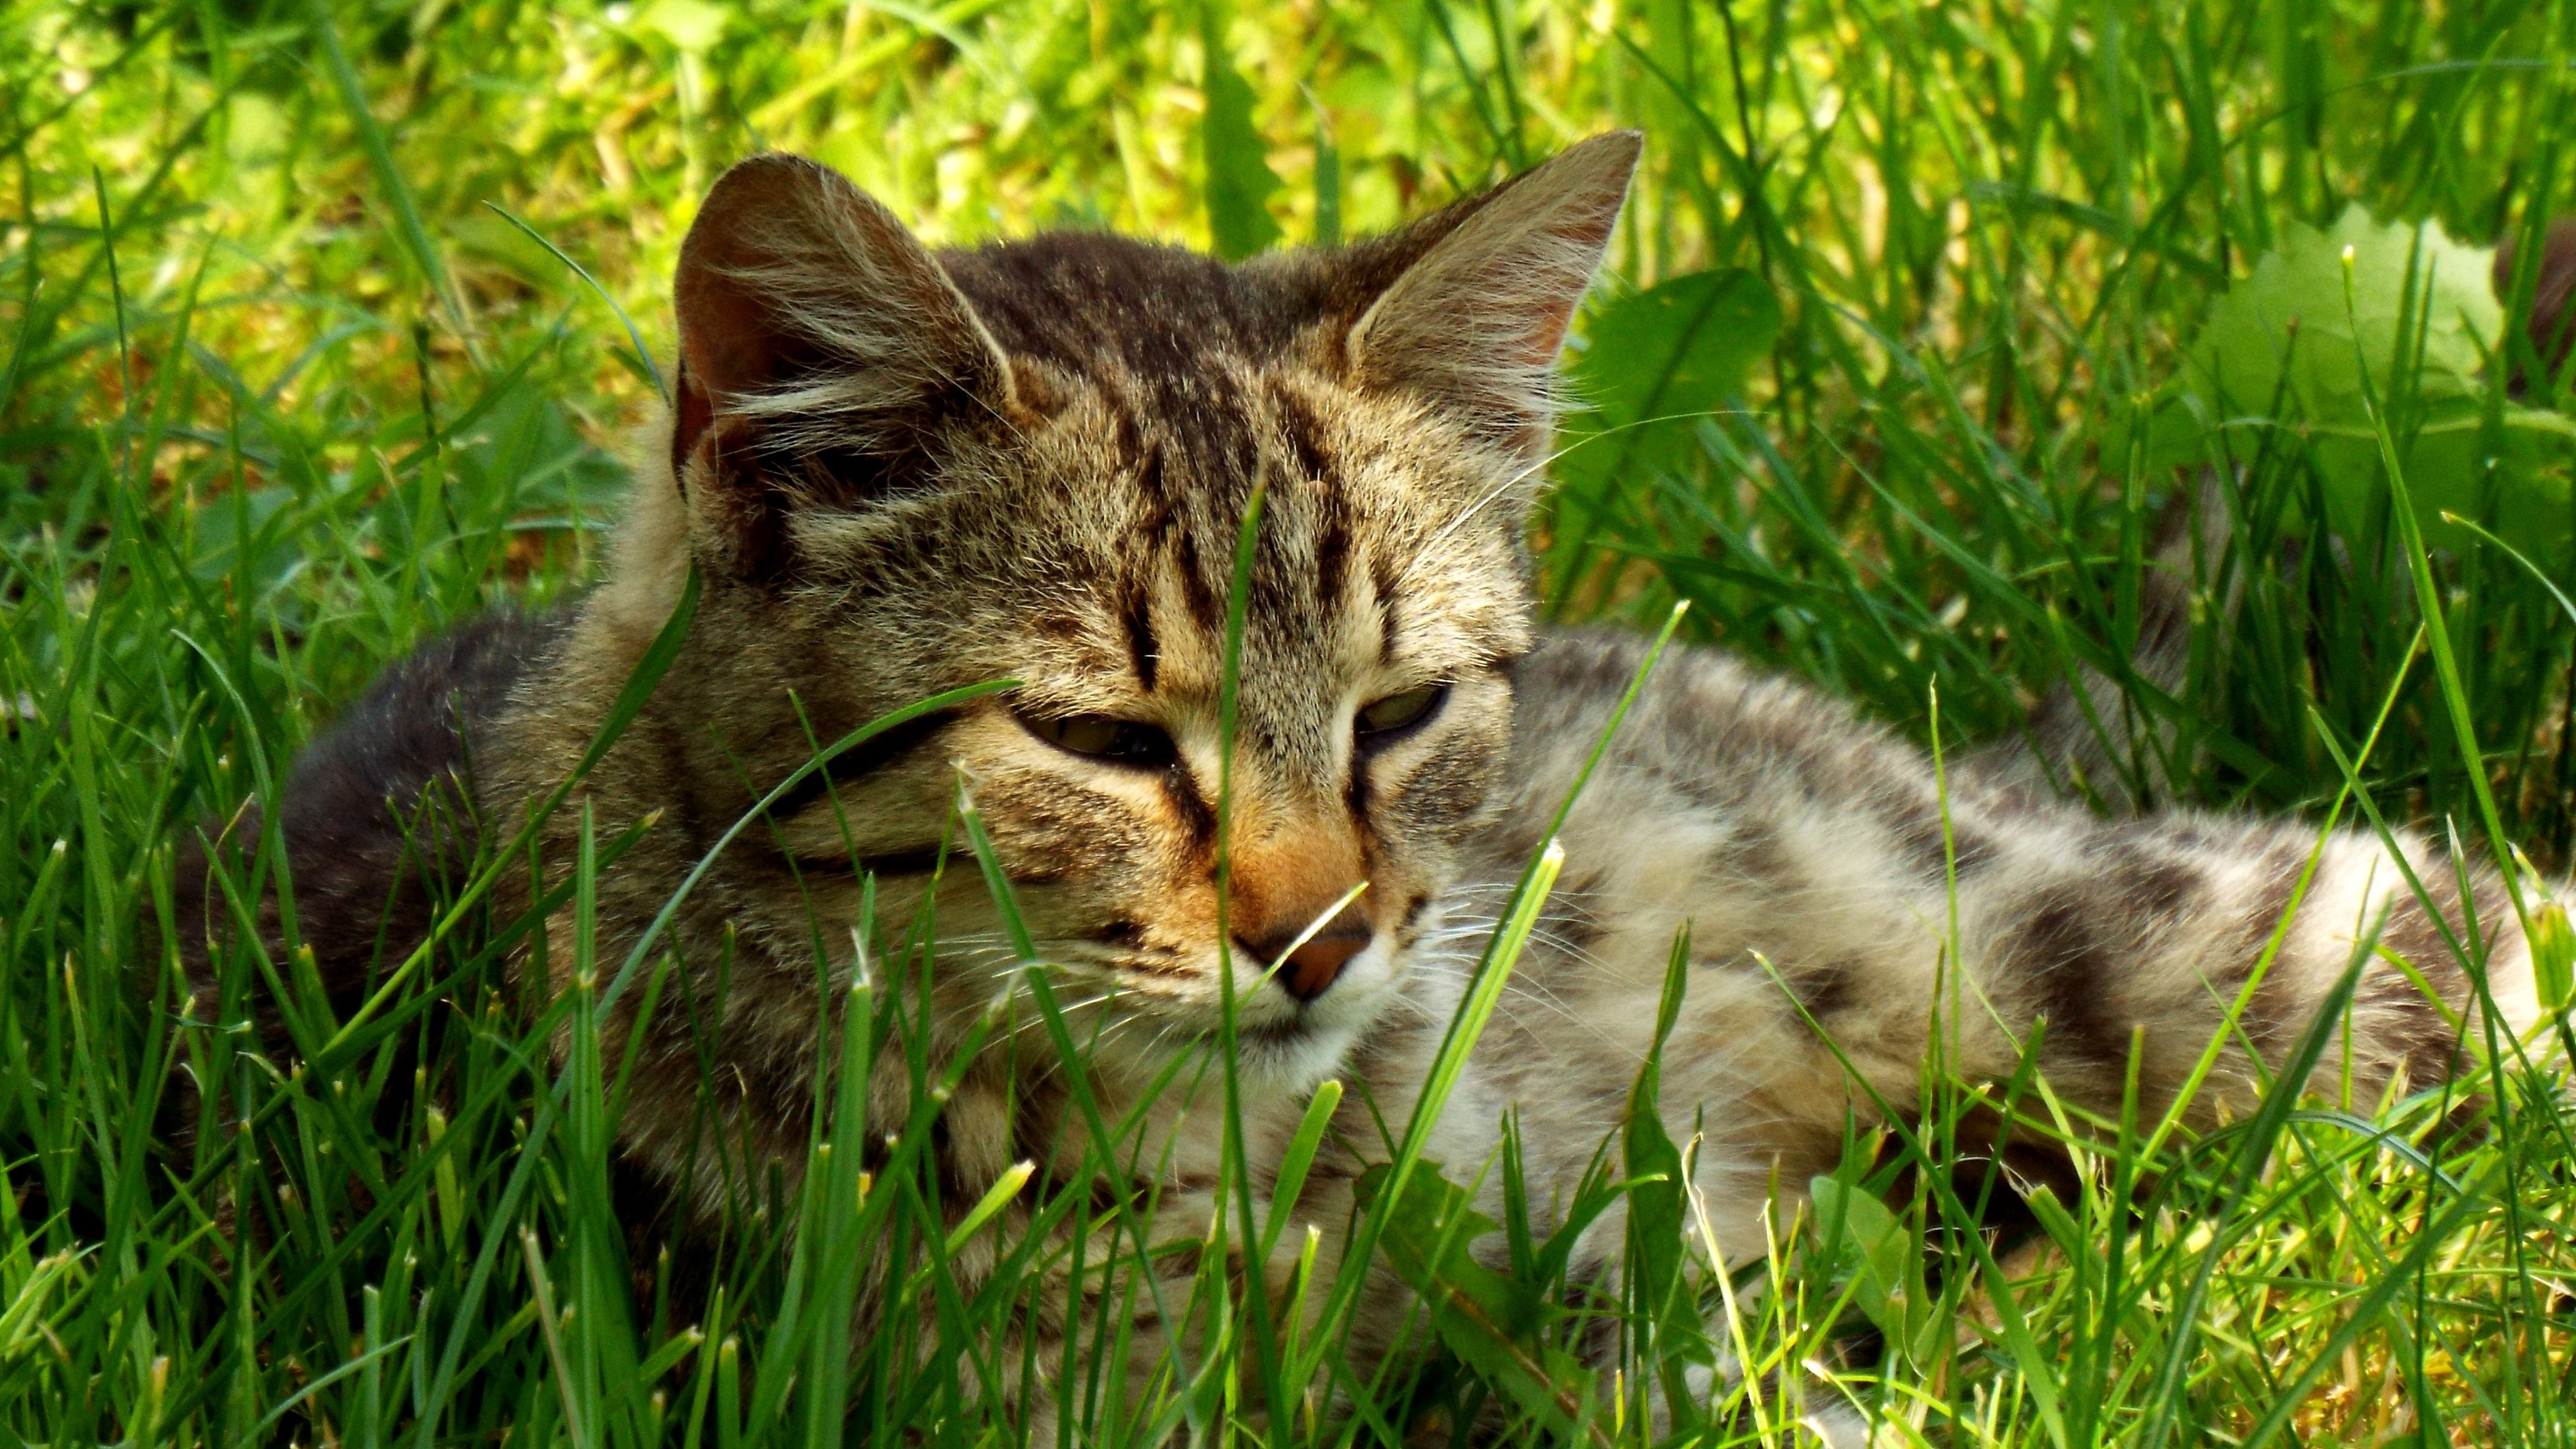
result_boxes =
[7,0,2576,1442]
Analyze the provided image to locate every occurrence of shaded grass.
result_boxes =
[6,0,2576,1442]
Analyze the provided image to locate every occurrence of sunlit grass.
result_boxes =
[6,0,2576,1441]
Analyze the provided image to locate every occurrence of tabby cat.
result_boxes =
[176,133,2560,1428]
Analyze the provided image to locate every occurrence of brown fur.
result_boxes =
[175,139,2558,1428]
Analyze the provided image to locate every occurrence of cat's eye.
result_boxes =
[1024,712,1176,766]
[1355,685,1448,749]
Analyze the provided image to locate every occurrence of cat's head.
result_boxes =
[611,135,1637,1087]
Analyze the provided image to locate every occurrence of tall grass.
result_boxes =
[5,0,2576,1442]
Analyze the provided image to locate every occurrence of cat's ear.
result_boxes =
[670,153,1012,575]
[1346,131,1640,445]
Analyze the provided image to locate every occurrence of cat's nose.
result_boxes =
[1242,925,1373,1002]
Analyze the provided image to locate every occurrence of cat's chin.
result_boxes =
[1072,1008,1366,1097]
[1227,1016,1368,1093]
[1223,944,1410,1090]
[1077,983,1391,1097]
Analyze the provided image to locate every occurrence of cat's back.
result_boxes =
[169,610,569,1022]
[1486,628,1966,863]
[1387,630,1954,1230]
[1446,627,2023,1045]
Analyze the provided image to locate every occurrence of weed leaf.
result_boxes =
[1200,4,1283,261]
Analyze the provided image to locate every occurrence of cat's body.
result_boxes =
[174,136,2556,1427]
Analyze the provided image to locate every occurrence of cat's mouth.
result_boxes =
[1021,934,1403,1089]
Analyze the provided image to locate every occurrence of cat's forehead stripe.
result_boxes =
[1268,381,1353,607]
[1082,383,1373,660]
[1119,580,1158,693]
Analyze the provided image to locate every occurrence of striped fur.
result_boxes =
[187,139,2559,1428]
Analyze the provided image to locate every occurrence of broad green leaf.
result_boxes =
[637,0,730,53]
[1550,270,1782,594]
[1354,1161,1538,1341]
[1199,4,1282,261]
[1807,1174,1910,1344]
[1545,262,1793,577]
[1559,268,1782,494]
[2196,205,2501,412]
[1353,1161,1585,1435]
[2140,205,2576,563]
[1622,928,1707,1418]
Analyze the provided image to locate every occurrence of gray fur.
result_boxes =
[184,139,2557,1428]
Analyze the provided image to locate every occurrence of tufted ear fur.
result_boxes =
[670,153,1014,577]
[1347,131,1640,448]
